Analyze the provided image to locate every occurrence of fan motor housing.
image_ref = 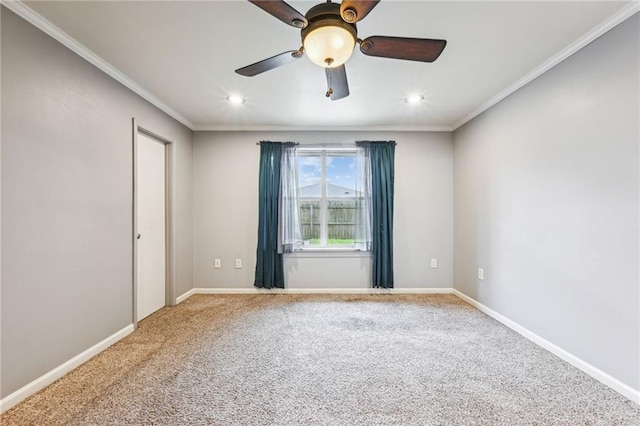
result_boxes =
[301,2,357,46]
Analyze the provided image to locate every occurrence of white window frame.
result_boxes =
[297,146,360,252]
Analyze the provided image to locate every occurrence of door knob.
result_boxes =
[137,233,141,240]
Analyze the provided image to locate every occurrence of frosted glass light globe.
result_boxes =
[303,25,356,68]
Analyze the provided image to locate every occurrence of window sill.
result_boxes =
[286,249,371,258]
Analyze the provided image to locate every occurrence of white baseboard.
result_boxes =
[178,287,454,298]
[452,289,640,405]
[176,288,196,304]
[0,324,135,414]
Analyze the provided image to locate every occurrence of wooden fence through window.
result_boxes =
[299,200,359,240]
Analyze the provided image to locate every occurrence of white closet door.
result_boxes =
[136,133,166,321]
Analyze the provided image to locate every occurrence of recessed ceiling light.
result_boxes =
[405,94,424,104]
[226,95,245,105]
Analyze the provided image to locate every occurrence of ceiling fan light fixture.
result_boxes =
[303,24,356,68]
[239,0,447,101]
[300,2,357,69]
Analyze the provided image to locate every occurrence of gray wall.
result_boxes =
[193,131,453,290]
[1,7,193,398]
[453,14,639,391]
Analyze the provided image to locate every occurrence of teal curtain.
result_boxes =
[254,142,284,289]
[358,141,395,288]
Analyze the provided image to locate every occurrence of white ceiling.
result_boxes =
[16,0,637,130]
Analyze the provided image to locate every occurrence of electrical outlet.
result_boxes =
[214,259,221,269]
[478,268,484,280]
[430,258,438,269]
[235,259,242,269]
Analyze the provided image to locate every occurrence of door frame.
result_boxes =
[132,118,176,328]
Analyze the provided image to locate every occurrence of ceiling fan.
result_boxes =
[235,0,447,100]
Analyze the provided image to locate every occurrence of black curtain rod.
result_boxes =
[356,140,397,146]
[255,142,397,146]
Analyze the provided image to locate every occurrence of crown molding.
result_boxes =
[191,124,454,132]
[4,0,636,134]
[452,2,640,131]
[2,0,450,134]
[2,0,195,130]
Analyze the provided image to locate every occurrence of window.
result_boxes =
[297,147,362,249]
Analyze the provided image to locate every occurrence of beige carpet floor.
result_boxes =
[2,294,639,425]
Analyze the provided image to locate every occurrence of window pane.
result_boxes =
[326,155,357,247]
[300,200,321,246]
[325,155,357,198]
[298,155,322,198]
[296,150,361,249]
[327,200,356,246]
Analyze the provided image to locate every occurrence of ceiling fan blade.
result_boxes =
[235,50,302,76]
[340,0,380,23]
[360,36,447,62]
[248,0,308,28]
[325,65,349,101]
